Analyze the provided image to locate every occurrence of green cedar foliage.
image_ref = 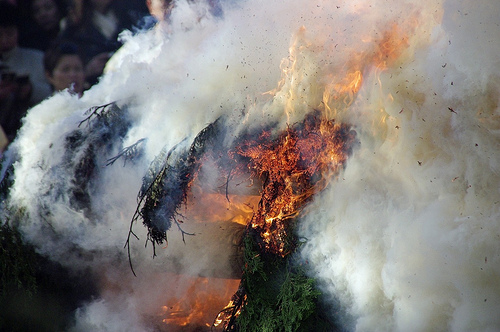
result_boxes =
[0,219,38,331]
[236,232,334,332]
[0,220,37,297]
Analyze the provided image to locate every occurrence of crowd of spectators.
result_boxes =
[0,0,152,151]
[0,0,222,153]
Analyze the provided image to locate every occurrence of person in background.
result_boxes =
[143,0,221,24]
[0,2,51,142]
[103,0,173,74]
[104,0,222,74]
[60,0,148,86]
[18,0,67,52]
[145,0,174,23]
[44,40,86,97]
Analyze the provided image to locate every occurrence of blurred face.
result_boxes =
[0,26,18,53]
[32,0,60,31]
[46,54,85,94]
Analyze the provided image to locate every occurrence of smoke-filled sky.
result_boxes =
[4,0,499,330]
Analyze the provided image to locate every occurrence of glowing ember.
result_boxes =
[212,284,245,330]
[159,276,240,330]
[233,112,356,255]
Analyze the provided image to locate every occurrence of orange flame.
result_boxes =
[160,18,423,328]
[160,276,240,329]
[321,20,417,120]
[233,112,355,255]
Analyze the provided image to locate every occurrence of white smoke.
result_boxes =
[298,0,500,331]
[4,0,499,330]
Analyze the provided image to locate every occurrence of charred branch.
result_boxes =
[106,138,147,166]
[126,117,231,270]
[232,111,356,255]
[39,102,131,218]
[78,102,118,128]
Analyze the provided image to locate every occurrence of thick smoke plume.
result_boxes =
[297,1,500,331]
[3,0,499,330]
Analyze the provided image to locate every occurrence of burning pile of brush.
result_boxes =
[128,106,355,329]
[127,19,410,330]
[8,20,399,330]
[6,1,496,331]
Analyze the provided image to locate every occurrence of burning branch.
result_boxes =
[233,111,355,256]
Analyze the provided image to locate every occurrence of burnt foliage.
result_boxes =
[232,110,356,255]
[40,102,132,216]
[126,117,232,272]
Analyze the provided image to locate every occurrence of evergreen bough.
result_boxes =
[235,231,334,332]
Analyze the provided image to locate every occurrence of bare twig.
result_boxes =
[78,102,115,128]
[106,138,146,166]
[173,215,195,243]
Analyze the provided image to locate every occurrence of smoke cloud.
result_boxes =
[3,0,499,330]
[298,1,500,331]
